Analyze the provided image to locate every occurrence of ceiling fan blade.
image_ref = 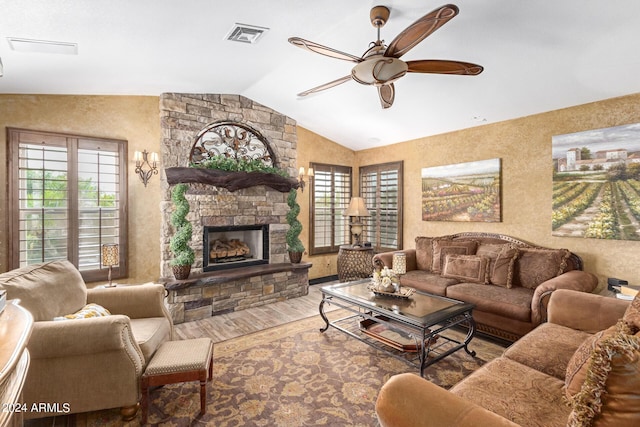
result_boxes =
[406,60,484,75]
[378,83,395,109]
[385,4,459,58]
[297,75,353,97]
[288,37,362,63]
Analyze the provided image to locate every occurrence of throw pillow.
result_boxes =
[565,320,640,427]
[442,254,490,284]
[415,236,438,271]
[476,243,506,284]
[54,303,111,321]
[514,247,571,289]
[431,239,478,274]
[623,293,640,333]
[490,244,519,288]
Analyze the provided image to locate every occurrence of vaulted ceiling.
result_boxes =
[1,0,639,150]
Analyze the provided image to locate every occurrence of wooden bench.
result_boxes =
[141,337,213,424]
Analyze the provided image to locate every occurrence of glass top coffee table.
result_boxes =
[319,279,476,377]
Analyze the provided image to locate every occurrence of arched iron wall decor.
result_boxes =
[190,121,277,168]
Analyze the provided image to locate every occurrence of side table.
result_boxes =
[337,245,374,282]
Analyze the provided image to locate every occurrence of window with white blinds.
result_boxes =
[360,161,403,252]
[309,163,352,255]
[8,128,127,282]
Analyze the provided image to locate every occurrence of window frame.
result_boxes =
[7,127,128,282]
[309,163,352,255]
[359,161,403,252]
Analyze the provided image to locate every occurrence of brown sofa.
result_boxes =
[0,260,173,419]
[373,232,598,341]
[376,289,640,427]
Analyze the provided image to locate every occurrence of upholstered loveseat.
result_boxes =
[0,260,173,419]
[373,232,598,341]
[375,289,640,427]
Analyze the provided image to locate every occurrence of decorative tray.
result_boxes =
[359,315,437,352]
[367,284,415,299]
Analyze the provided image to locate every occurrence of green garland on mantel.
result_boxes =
[191,156,289,177]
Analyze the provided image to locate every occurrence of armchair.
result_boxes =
[0,260,173,420]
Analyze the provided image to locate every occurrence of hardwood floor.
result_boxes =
[174,283,338,342]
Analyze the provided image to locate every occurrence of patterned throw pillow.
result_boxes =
[54,303,111,321]
[431,239,478,274]
[490,244,519,288]
[514,247,571,289]
[565,321,640,427]
[442,254,490,284]
[623,293,640,333]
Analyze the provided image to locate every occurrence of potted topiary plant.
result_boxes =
[169,183,195,279]
[286,188,305,263]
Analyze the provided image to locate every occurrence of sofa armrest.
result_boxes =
[28,315,144,362]
[547,288,630,333]
[87,283,169,319]
[373,249,417,271]
[376,373,519,427]
[530,270,599,324]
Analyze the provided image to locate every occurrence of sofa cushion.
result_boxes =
[565,321,640,427]
[442,254,489,284]
[476,242,504,277]
[503,322,591,380]
[450,357,570,427]
[400,270,459,296]
[431,239,478,274]
[623,293,640,333]
[446,283,533,323]
[53,303,111,321]
[514,247,571,289]
[489,244,519,288]
[0,260,87,321]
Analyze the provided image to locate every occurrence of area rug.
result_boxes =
[71,312,505,426]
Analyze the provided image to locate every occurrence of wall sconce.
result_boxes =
[298,166,314,192]
[101,244,119,287]
[344,196,370,247]
[134,150,159,187]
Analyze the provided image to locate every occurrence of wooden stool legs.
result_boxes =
[141,355,213,424]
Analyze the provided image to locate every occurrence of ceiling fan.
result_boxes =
[288,4,483,109]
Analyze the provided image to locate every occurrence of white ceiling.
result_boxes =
[1,0,639,151]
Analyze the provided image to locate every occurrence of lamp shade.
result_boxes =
[392,252,407,275]
[344,197,370,217]
[102,244,119,267]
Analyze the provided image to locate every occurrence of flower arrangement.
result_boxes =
[372,266,400,293]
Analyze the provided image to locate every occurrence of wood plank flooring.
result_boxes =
[174,283,338,342]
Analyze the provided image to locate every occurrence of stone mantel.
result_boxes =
[165,167,300,193]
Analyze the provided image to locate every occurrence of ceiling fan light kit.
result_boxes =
[289,3,483,109]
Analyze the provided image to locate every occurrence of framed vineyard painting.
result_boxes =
[421,158,501,222]
[552,122,640,240]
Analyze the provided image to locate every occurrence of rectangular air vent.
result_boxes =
[225,24,269,44]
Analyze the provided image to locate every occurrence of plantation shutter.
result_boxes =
[360,161,403,251]
[309,163,352,255]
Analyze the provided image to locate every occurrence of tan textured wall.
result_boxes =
[356,93,640,291]
[0,95,161,284]
[296,126,356,279]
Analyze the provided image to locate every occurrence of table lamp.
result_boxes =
[344,197,370,247]
[102,244,119,287]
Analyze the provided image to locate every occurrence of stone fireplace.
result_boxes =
[159,93,310,323]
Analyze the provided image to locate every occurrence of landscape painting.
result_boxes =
[552,122,640,240]
[421,158,501,222]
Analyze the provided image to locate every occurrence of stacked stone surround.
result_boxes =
[159,93,308,323]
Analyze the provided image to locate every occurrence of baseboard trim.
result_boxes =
[309,275,339,286]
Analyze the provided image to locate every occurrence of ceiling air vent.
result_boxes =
[225,24,269,44]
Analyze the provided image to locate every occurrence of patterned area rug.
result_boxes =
[71,312,505,426]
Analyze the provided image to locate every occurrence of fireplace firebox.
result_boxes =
[203,224,269,272]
